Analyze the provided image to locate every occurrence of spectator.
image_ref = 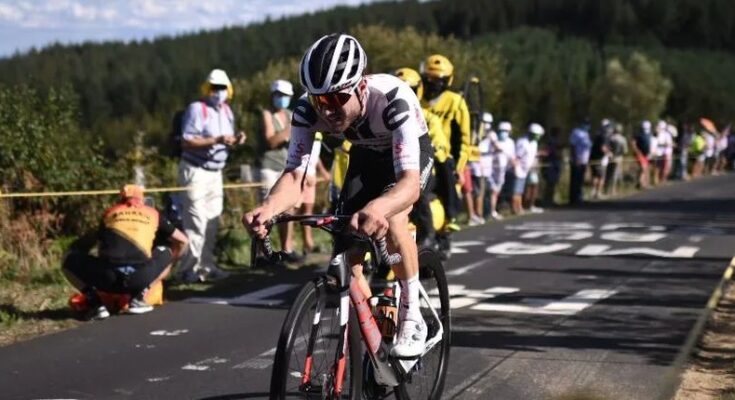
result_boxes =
[704,128,717,174]
[589,121,612,199]
[652,120,673,184]
[513,123,543,214]
[604,123,628,196]
[673,123,693,180]
[257,79,302,263]
[715,128,730,174]
[690,129,707,178]
[523,123,545,213]
[569,120,592,204]
[482,121,515,220]
[540,126,563,206]
[468,113,492,226]
[177,68,246,282]
[62,185,188,319]
[632,120,654,189]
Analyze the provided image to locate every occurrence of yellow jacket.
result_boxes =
[422,90,471,172]
[423,109,450,163]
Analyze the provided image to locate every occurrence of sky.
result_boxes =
[0,0,373,57]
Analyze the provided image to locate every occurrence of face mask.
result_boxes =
[498,131,509,141]
[422,77,448,99]
[531,133,542,142]
[273,95,291,110]
[211,89,228,105]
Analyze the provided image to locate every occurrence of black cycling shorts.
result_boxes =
[337,134,434,215]
[63,246,172,295]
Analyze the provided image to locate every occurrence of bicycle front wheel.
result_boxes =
[396,247,452,400]
[270,279,362,399]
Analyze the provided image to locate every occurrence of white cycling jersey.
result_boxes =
[286,74,428,176]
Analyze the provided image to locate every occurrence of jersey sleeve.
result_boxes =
[454,97,472,173]
[285,97,318,172]
[383,83,427,174]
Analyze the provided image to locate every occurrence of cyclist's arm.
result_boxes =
[365,169,420,219]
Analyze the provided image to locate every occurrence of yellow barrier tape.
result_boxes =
[0,154,677,199]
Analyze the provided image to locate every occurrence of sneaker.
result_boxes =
[444,219,461,232]
[280,251,305,264]
[391,317,428,359]
[180,269,205,284]
[200,266,231,282]
[126,295,153,314]
[529,206,544,214]
[490,211,504,221]
[468,215,485,226]
[86,304,110,320]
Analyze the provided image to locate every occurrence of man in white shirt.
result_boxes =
[480,121,515,220]
[513,123,544,214]
[569,120,592,204]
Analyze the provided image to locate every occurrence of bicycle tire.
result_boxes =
[395,247,452,400]
[270,280,362,399]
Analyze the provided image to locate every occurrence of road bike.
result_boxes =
[253,214,451,399]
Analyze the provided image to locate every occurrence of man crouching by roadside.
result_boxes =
[62,184,188,320]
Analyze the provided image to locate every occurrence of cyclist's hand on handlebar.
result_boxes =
[350,206,389,240]
[242,206,274,239]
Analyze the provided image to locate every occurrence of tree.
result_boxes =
[589,52,672,126]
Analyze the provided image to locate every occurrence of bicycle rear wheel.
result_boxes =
[396,247,451,400]
[270,279,362,399]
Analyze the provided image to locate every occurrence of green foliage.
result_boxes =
[590,52,672,126]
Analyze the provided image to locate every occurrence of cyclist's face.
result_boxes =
[310,87,361,132]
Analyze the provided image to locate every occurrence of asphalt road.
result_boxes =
[2,174,735,400]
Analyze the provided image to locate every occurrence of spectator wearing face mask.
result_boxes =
[176,68,246,283]
[480,121,515,220]
[256,79,302,263]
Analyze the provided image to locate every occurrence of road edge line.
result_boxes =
[658,255,735,400]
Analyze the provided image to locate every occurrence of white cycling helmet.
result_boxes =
[300,33,367,95]
[498,121,512,132]
[528,123,545,135]
[270,79,294,96]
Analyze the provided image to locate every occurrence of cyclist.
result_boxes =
[420,54,471,232]
[243,34,434,358]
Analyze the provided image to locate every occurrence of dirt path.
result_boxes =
[675,281,735,400]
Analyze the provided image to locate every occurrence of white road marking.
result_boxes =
[187,284,299,306]
[600,231,667,242]
[450,240,485,254]
[447,260,488,276]
[471,289,617,315]
[150,329,188,336]
[181,357,228,372]
[506,222,593,230]
[486,241,572,255]
[146,376,171,383]
[576,244,699,258]
[519,230,593,241]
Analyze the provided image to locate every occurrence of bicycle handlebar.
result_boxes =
[249,213,402,269]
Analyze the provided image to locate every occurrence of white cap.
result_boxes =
[270,79,294,96]
[641,120,652,131]
[498,121,512,132]
[656,120,668,132]
[601,118,611,127]
[206,69,231,86]
[482,112,493,124]
[528,123,545,135]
